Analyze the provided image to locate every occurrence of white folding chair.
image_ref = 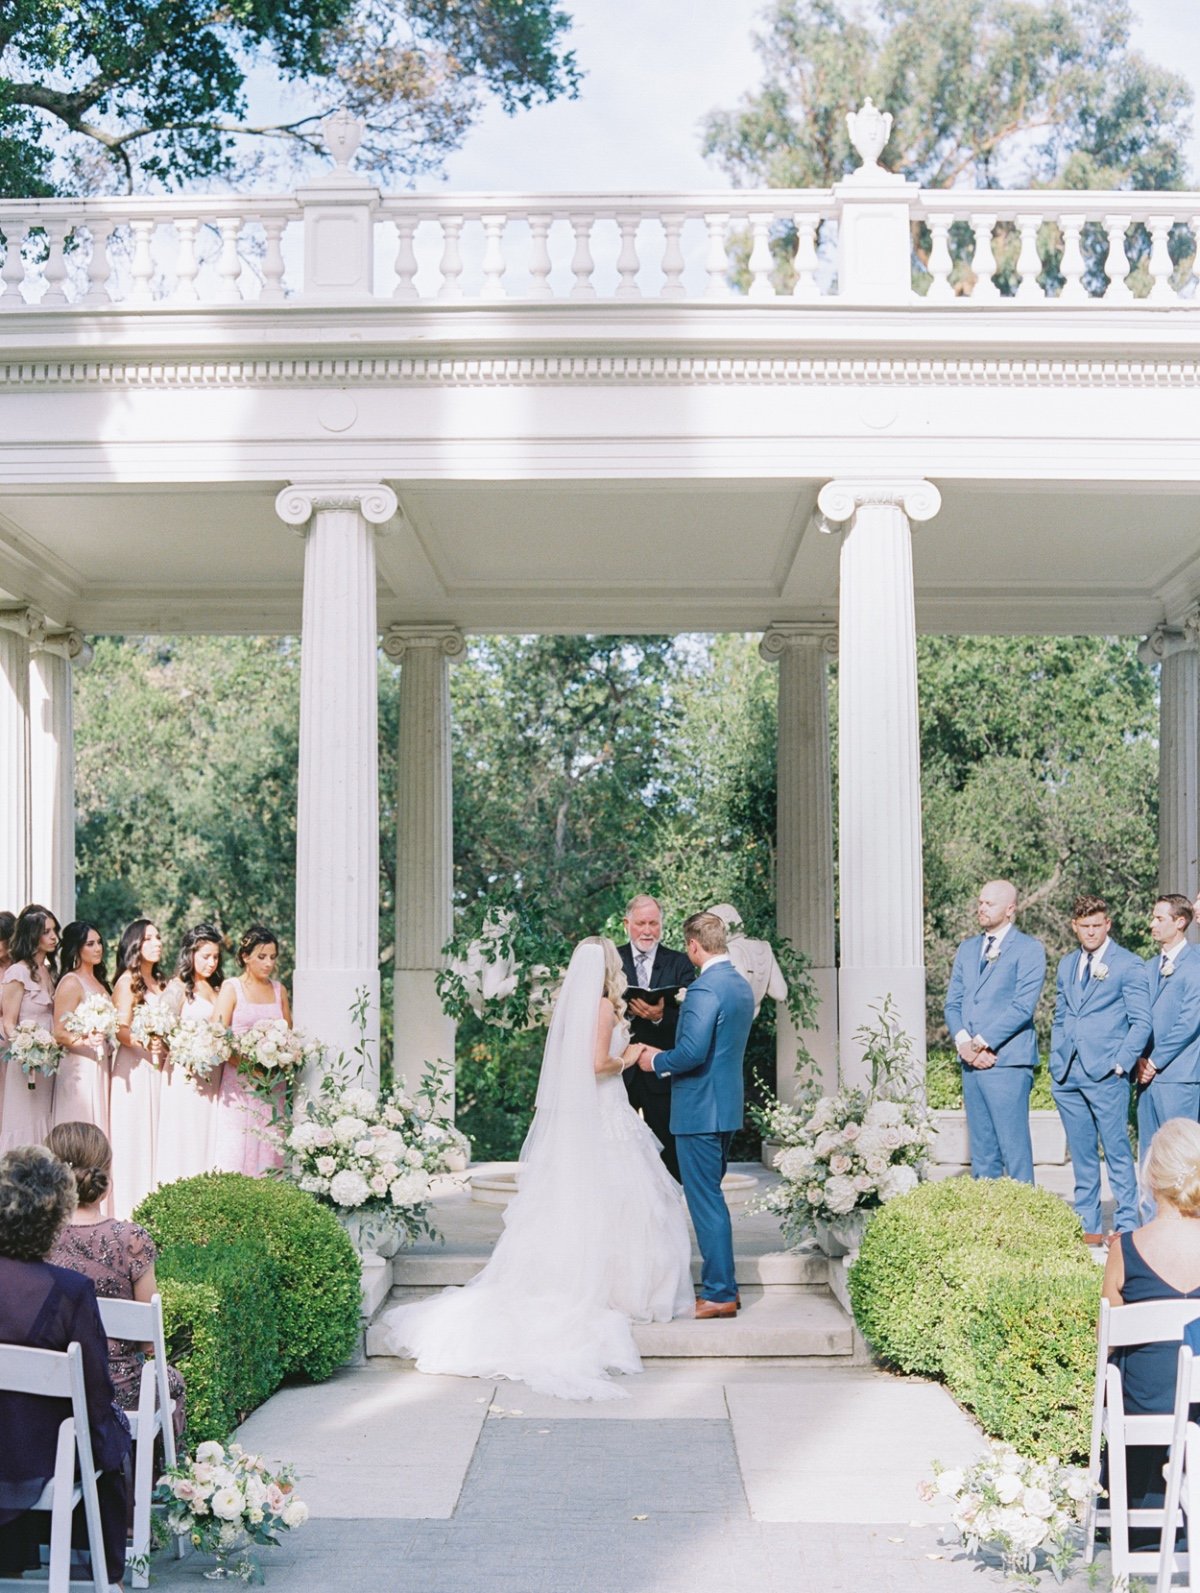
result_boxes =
[0,1340,112,1593]
[97,1293,181,1588]
[1157,1343,1200,1590]
[1086,1298,1200,1582]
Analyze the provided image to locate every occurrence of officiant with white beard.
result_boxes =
[619,894,694,1181]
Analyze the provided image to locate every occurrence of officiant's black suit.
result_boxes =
[619,941,695,1181]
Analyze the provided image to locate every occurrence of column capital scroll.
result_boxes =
[382,625,466,662]
[759,622,838,663]
[0,605,46,643]
[1140,610,1200,667]
[816,478,942,528]
[275,482,398,532]
[33,629,91,664]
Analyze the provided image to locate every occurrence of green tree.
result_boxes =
[0,0,579,195]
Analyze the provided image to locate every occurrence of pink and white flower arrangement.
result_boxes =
[920,1442,1096,1583]
[4,1021,63,1087]
[61,993,119,1046]
[170,1018,234,1083]
[130,993,178,1053]
[152,1440,308,1582]
[233,1019,324,1098]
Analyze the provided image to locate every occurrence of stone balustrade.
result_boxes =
[0,186,1196,310]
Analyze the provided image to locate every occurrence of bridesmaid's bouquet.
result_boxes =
[170,1019,233,1083]
[130,993,179,1057]
[234,1020,324,1100]
[5,1021,64,1087]
[62,993,119,1046]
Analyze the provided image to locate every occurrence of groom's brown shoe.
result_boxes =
[695,1299,738,1319]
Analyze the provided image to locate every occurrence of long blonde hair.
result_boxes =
[580,934,627,1022]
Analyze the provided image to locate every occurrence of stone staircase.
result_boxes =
[363,1167,864,1367]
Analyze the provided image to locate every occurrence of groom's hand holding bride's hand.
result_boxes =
[636,1046,661,1073]
[619,1044,644,1070]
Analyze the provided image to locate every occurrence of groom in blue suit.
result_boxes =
[944,880,1047,1183]
[1049,894,1150,1240]
[636,911,755,1318]
[1136,895,1200,1173]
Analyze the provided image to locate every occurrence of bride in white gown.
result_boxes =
[374,935,694,1400]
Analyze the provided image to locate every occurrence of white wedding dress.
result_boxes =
[374,941,693,1400]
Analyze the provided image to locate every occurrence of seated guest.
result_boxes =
[45,1121,186,1446]
[0,1144,130,1591]
[1102,1117,1200,1544]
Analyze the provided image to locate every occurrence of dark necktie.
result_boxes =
[637,952,652,988]
[1081,951,1092,989]
[1161,953,1170,976]
[980,935,995,971]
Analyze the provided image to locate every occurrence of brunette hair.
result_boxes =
[1157,895,1195,932]
[9,904,59,981]
[58,921,111,993]
[45,1122,112,1208]
[237,924,278,966]
[177,923,226,998]
[117,917,159,1003]
[0,910,15,944]
[1071,894,1109,921]
[0,1145,76,1260]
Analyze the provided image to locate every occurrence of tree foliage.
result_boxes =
[0,0,579,195]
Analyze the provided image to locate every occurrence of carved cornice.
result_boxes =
[2,354,1200,391]
[275,482,398,531]
[381,624,466,662]
[817,479,942,526]
[759,621,838,662]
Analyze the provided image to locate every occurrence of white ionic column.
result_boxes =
[383,625,464,1109]
[1140,615,1200,898]
[0,608,38,911]
[817,479,942,1088]
[759,623,838,1097]
[276,483,397,1084]
[29,629,88,920]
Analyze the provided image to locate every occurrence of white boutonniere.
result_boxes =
[1092,963,1110,981]
[984,944,1001,963]
[676,988,686,1003]
[1163,962,1176,977]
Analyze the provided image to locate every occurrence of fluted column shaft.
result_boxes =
[1140,619,1200,897]
[0,612,34,911]
[29,633,82,919]
[277,483,397,1084]
[760,623,837,1096]
[385,625,463,1107]
[818,479,941,1087]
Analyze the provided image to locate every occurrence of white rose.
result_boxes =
[841,1121,861,1142]
[380,1162,399,1180]
[1064,1473,1093,1504]
[998,1449,1024,1474]
[315,1156,337,1176]
[282,1499,309,1529]
[313,1126,335,1147]
[829,1153,852,1175]
[329,1168,371,1207]
[878,1126,904,1150]
[814,1129,842,1157]
[864,1154,888,1176]
[370,1174,389,1196]
[194,1441,225,1466]
[210,1486,244,1522]
[878,1164,919,1202]
[853,1172,876,1193]
[823,1175,859,1215]
[936,1469,964,1498]
[405,1147,424,1167]
[354,1138,376,1157]
[332,1116,368,1145]
[994,1473,1022,1504]
[1022,1486,1053,1519]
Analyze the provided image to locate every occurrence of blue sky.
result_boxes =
[412,0,1200,192]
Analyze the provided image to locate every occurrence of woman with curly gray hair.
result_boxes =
[0,1143,131,1590]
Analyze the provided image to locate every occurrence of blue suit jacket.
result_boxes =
[653,958,755,1135]
[944,926,1046,1069]
[1049,941,1152,1083]
[1146,944,1200,1082]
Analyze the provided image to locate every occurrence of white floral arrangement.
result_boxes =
[920,1442,1096,1583]
[233,1019,324,1099]
[61,993,119,1045]
[4,1021,63,1087]
[170,1018,233,1083]
[285,1078,470,1244]
[754,1087,936,1245]
[152,1439,308,1582]
[130,993,179,1054]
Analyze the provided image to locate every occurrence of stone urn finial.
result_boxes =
[846,97,893,174]
[321,108,365,170]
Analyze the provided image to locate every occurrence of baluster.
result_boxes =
[661,214,686,299]
[924,214,955,302]
[259,215,287,303]
[569,213,596,299]
[438,216,464,300]
[38,220,69,306]
[391,214,419,301]
[83,220,115,305]
[480,213,507,300]
[967,214,999,301]
[527,214,552,299]
[791,214,820,301]
[1190,216,1200,297]
[0,217,27,309]
[1057,213,1087,302]
[1102,215,1133,302]
[214,216,242,302]
[615,214,641,299]
[128,217,155,304]
[1014,214,1043,302]
[174,217,200,303]
[747,212,774,299]
[704,212,730,298]
[1146,214,1175,302]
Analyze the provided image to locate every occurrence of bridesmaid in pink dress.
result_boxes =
[0,904,60,1155]
[110,918,166,1219]
[213,924,291,1176]
[160,922,226,1182]
[51,921,113,1136]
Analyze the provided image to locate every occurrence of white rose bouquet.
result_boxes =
[233,1019,324,1100]
[920,1442,1096,1583]
[4,1021,64,1088]
[130,993,178,1056]
[285,1074,470,1245]
[152,1439,308,1583]
[170,1019,233,1083]
[61,993,119,1046]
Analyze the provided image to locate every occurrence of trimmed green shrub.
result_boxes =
[926,1050,1055,1111]
[138,1174,361,1381]
[157,1240,282,1446]
[964,1268,1101,1463]
[848,1176,1092,1378]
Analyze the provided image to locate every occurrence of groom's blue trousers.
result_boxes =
[676,1131,736,1303]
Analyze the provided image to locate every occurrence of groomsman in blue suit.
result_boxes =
[1049,894,1150,1242]
[944,880,1047,1183]
[1136,895,1200,1166]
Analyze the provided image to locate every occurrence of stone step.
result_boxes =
[390,1247,829,1290]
